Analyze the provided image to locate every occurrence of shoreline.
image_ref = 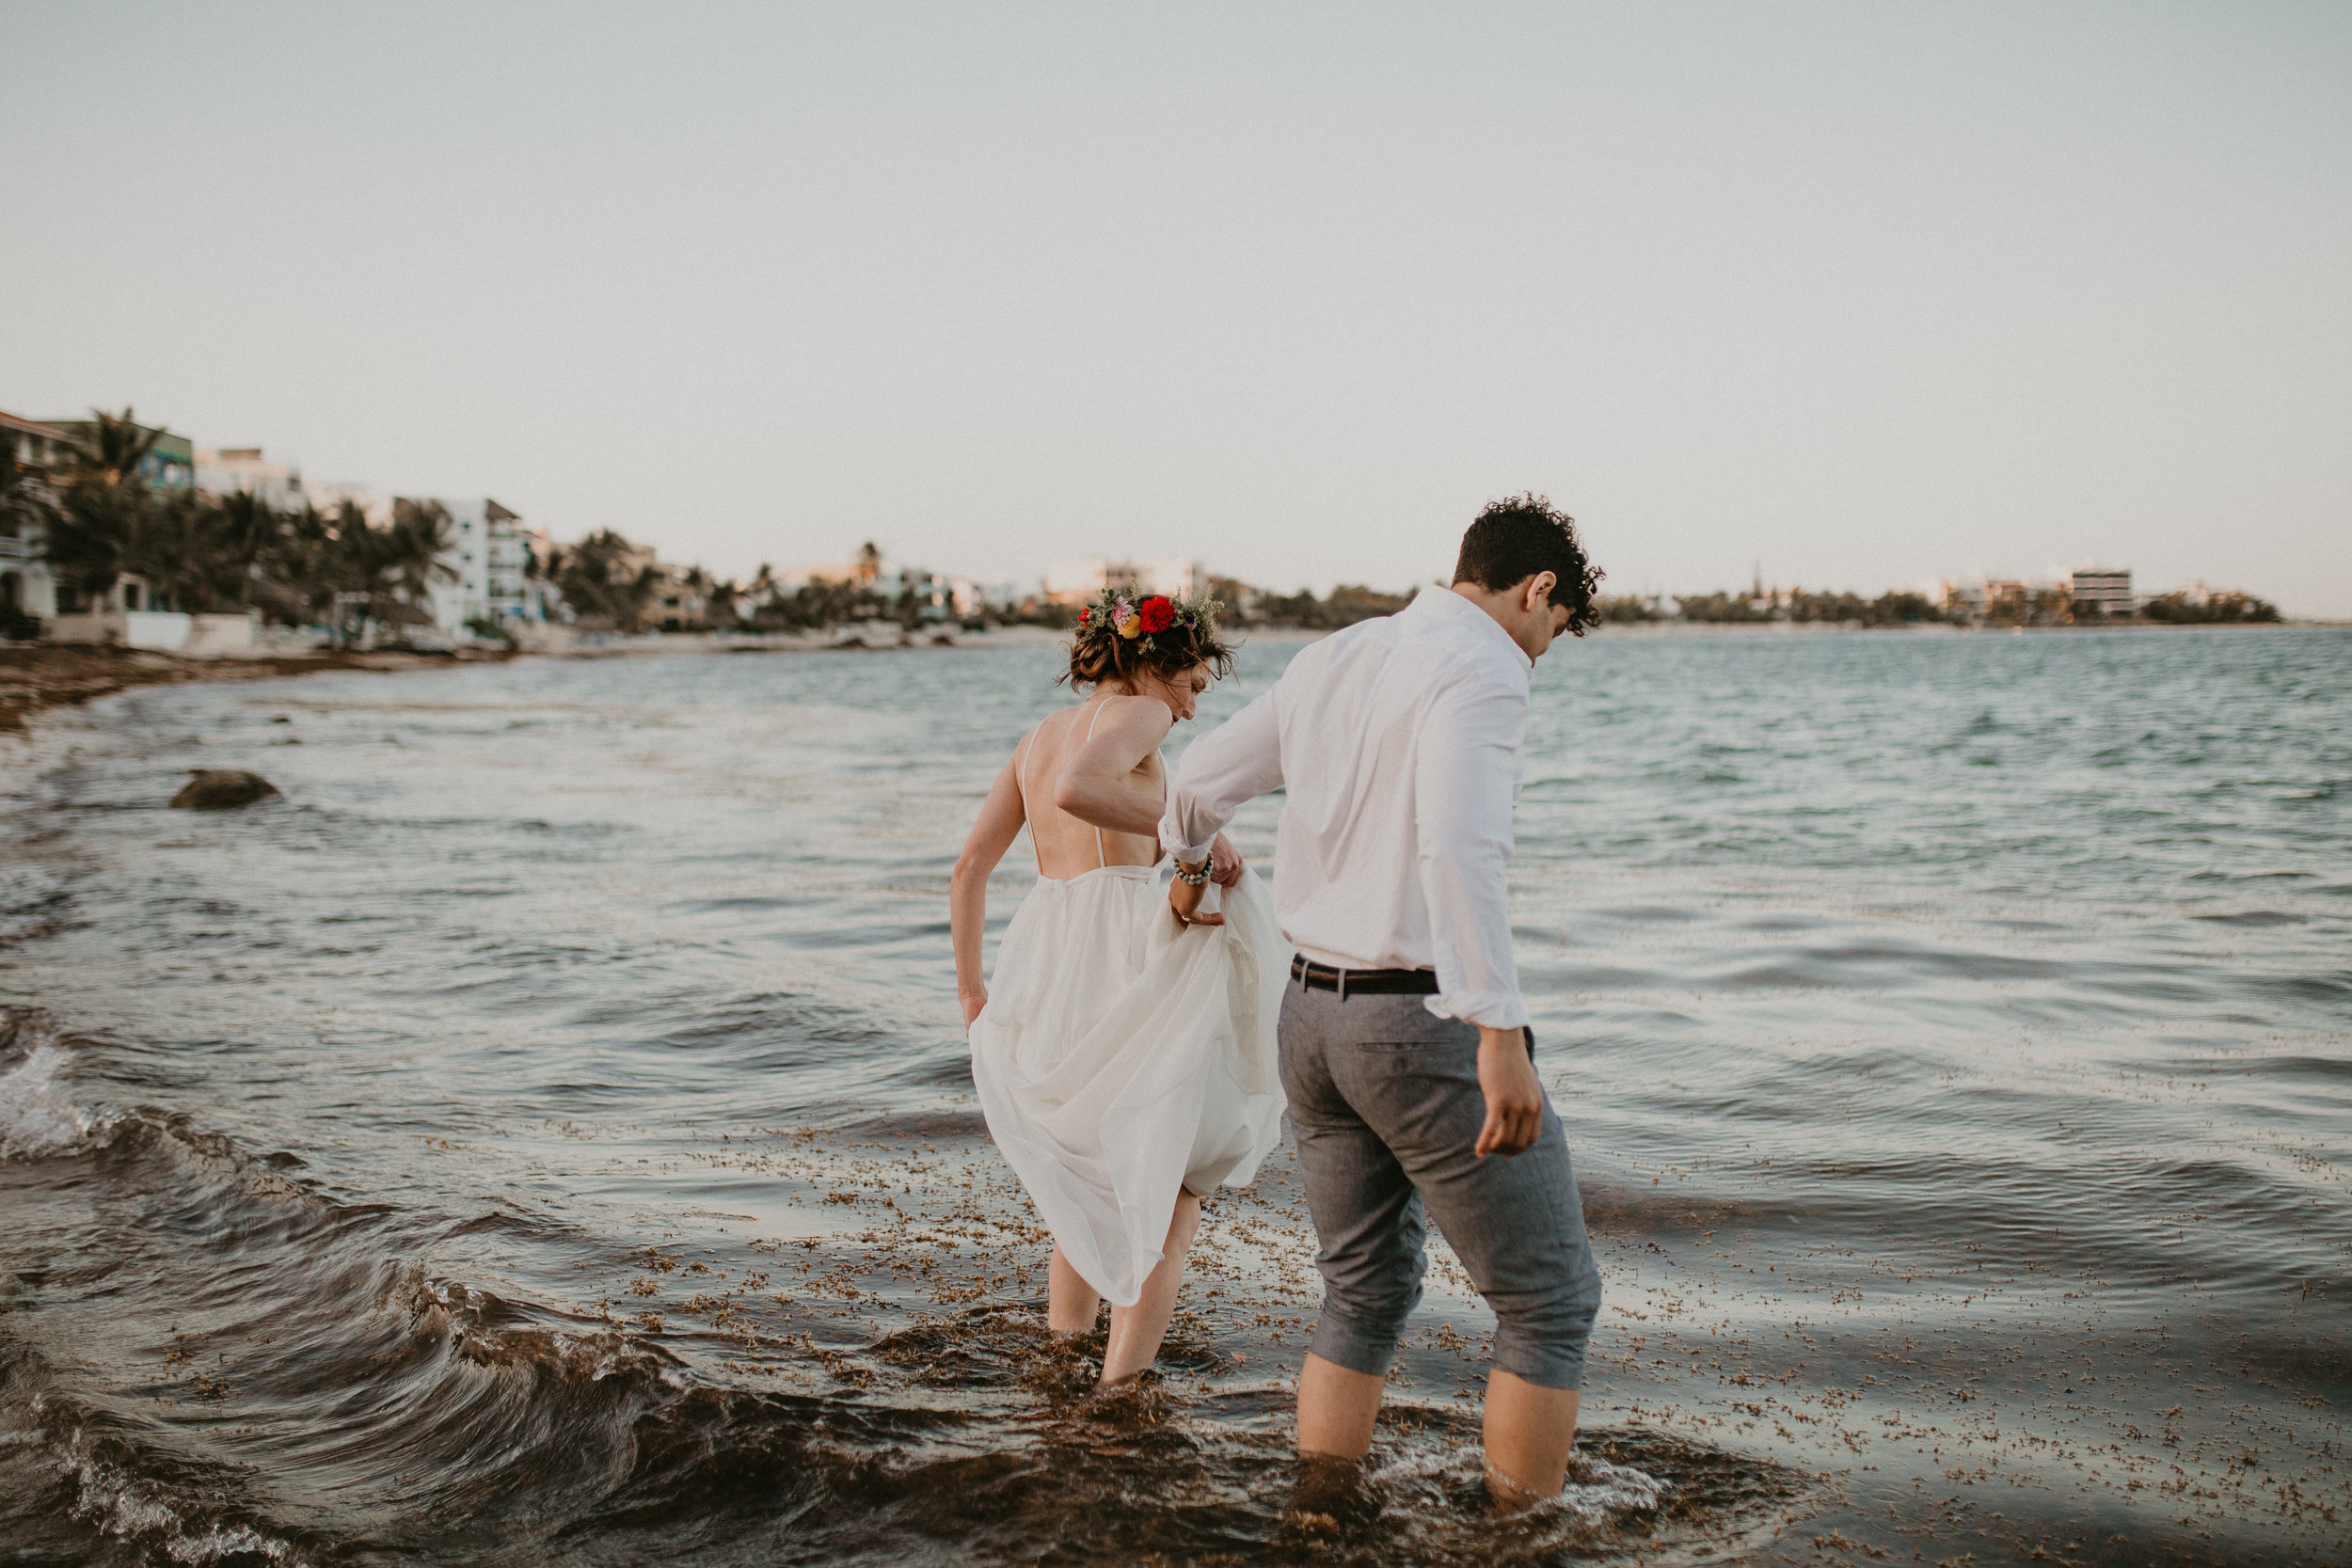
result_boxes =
[0,644,517,735]
[7,615,2337,732]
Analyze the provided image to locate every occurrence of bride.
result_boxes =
[950,586,1288,1386]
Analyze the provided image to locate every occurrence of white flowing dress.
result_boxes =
[969,715,1289,1307]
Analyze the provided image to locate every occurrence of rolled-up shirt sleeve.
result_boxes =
[1413,665,1530,1029]
[1159,689,1284,863]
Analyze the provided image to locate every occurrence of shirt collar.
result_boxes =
[1409,584,1534,673]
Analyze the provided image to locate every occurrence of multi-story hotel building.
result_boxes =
[2067,567,2133,619]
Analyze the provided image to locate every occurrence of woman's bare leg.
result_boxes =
[1100,1191,1202,1386]
[1047,1245,1101,1336]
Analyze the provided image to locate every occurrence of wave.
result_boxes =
[0,1341,320,1568]
[0,1016,115,1161]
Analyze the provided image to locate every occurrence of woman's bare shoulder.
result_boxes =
[1008,711,1058,769]
[1096,691,1174,727]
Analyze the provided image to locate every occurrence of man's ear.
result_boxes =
[1524,571,1559,611]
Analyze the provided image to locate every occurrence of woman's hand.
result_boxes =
[961,989,988,1029]
[1209,832,1244,887]
[1168,864,1225,927]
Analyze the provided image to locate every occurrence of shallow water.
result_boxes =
[1,626,2345,1566]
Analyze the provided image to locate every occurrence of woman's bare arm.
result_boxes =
[1052,696,1175,835]
[951,752,1028,1027]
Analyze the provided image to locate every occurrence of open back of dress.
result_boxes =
[968,706,1290,1306]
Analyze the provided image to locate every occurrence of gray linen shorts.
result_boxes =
[1279,981,1602,1390]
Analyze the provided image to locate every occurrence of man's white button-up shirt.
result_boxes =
[1160,585,1533,1031]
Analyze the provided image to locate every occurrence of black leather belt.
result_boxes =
[1290,957,1440,997]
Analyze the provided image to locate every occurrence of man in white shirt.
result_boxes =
[1161,496,1604,1509]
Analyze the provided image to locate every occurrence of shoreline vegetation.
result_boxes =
[0,416,2286,647]
[7,410,467,642]
[1586,582,2283,629]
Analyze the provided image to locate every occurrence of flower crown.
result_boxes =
[1074,581,1223,657]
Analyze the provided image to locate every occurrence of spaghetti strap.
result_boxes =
[1016,726,1041,875]
[1083,700,1109,869]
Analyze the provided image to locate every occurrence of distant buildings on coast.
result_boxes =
[1939,567,2137,625]
[1599,562,2280,629]
[1043,555,1200,604]
[1930,566,2279,626]
[1,403,1212,646]
[0,401,2295,648]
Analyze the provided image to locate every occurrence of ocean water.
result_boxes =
[0,626,2345,1567]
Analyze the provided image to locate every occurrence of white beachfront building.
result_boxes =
[1043,555,1200,605]
[2,410,69,626]
[302,479,395,529]
[2066,566,2133,619]
[195,447,306,512]
[308,483,554,639]
[424,499,556,638]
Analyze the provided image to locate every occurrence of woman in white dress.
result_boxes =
[950,587,1288,1386]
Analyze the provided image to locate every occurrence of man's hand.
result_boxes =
[1473,1027,1543,1157]
[1209,832,1244,887]
[1168,861,1226,927]
[961,989,988,1029]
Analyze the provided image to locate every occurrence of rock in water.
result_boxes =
[170,769,281,810]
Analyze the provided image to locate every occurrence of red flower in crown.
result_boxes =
[1137,595,1176,634]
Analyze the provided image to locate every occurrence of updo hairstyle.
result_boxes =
[1061,584,1236,691]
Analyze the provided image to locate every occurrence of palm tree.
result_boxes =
[248,500,341,627]
[130,490,226,611]
[65,407,165,490]
[385,499,458,628]
[317,501,382,645]
[707,575,740,627]
[550,528,656,630]
[208,490,281,595]
[1,434,58,544]
[45,475,146,606]
[43,407,168,609]
[739,562,779,626]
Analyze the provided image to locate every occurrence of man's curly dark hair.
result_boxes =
[1451,493,1605,637]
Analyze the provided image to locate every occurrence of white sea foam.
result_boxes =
[61,1445,313,1568]
[0,1042,105,1161]
[1555,1454,1672,1523]
[1368,1440,1670,1526]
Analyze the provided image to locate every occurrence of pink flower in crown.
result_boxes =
[1113,594,1141,639]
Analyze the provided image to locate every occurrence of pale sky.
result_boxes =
[5,3,2347,613]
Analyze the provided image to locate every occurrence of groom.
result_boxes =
[1162,495,1604,1508]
